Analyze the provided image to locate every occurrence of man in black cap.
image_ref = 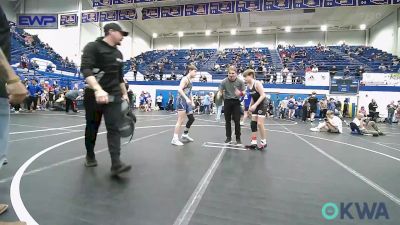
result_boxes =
[81,23,131,176]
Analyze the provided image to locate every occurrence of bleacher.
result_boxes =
[332,45,400,73]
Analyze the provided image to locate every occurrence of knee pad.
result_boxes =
[251,120,258,132]
[186,114,195,128]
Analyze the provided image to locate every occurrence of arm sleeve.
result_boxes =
[80,42,97,78]
[219,80,225,91]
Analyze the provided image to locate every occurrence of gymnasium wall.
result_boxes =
[153,30,366,50]
[369,10,399,55]
[1,0,16,21]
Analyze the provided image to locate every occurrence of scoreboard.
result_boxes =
[330,78,359,94]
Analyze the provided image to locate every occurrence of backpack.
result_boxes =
[120,100,137,142]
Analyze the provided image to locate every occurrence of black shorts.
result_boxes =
[253,104,268,117]
[310,106,317,113]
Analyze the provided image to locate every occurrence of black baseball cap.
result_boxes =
[104,23,129,36]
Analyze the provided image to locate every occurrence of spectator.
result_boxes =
[356,66,365,79]
[379,63,387,72]
[350,113,384,136]
[319,97,328,119]
[166,92,174,112]
[26,79,42,112]
[310,110,343,133]
[281,67,289,84]
[329,65,337,78]
[343,66,350,77]
[214,91,223,122]
[203,93,211,114]
[358,106,367,117]
[368,99,378,121]
[287,95,296,120]
[156,94,163,110]
[308,92,318,122]
[387,101,397,124]
[343,98,350,118]
[127,89,134,109]
[311,64,318,73]
[65,89,83,113]
[291,67,297,84]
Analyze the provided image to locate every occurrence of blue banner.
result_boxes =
[161,5,184,18]
[142,7,160,20]
[100,10,117,22]
[60,14,78,26]
[210,1,236,14]
[113,0,134,4]
[236,0,263,12]
[118,9,137,20]
[17,14,58,29]
[92,0,112,7]
[357,0,391,5]
[263,0,292,10]
[293,0,322,8]
[185,3,209,16]
[82,12,99,23]
[134,0,163,2]
[324,0,356,7]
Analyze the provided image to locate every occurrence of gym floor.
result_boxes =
[1,111,400,225]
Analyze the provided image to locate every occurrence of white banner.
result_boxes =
[362,73,400,86]
[305,72,330,86]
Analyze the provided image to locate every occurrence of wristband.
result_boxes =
[6,77,20,85]
[240,91,244,97]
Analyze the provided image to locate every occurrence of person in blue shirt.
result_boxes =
[240,88,252,125]
[203,93,211,114]
[27,79,42,112]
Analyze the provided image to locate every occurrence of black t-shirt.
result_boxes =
[80,37,124,95]
[0,6,10,98]
[308,96,318,108]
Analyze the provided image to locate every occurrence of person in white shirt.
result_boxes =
[310,110,342,133]
[349,113,384,136]
[156,94,163,110]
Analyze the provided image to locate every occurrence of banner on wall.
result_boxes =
[17,14,58,29]
[93,0,113,7]
[357,0,391,5]
[161,5,184,18]
[210,1,236,14]
[142,7,161,20]
[324,0,356,7]
[60,14,78,26]
[113,0,134,4]
[263,0,293,10]
[362,73,400,86]
[293,0,323,8]
[185,3,209,16]
[118,9,137,20]
[304,72,330,86]
[100,10,117,22]
[82,12,99,23]
[236,0,263,12]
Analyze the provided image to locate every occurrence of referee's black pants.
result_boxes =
[84,89,122,165]
[224,99,241,139]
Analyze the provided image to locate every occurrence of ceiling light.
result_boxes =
[360,24,366,30]
[256,28,262,34]
[178,31,184,37]
[285,26,291,32]
[321,25,327,31]
[152,33,158,38]
[230,29,236,35]
[205,30,211,36]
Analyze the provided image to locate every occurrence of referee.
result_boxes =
[218,66,246,144]
[81,23,131,176]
